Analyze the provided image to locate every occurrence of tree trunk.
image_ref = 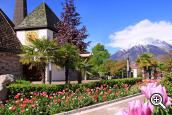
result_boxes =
[142,69,145,78]
[142,67,147,79]
[41,69,45,84]
[148,66,152,79]
[40,64,46,84]
[84,71,87,80]
[65,66,69,84]
[154,66,157,79]
[78,70,82,84]
[122,70,124,78]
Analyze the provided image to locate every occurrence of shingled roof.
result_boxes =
[0,9,21,53]
[15,2,60,32]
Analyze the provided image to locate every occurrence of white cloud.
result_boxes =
[109,19,172,49]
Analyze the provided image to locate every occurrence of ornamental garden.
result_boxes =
[0,0,172,115]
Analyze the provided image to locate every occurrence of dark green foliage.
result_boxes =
[158,73,172,115]
[159,51,172,72]
[54,43,80,84]
[153,106,172,115]
[8,78,142,98]
[161,72,172,97]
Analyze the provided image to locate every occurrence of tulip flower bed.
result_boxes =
[118,81,172,115]
[0,78,142,114]
[7,78,142,98]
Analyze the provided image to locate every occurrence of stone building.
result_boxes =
[0,9,22,77]
[14,1,66,81]
[0,0,90,81]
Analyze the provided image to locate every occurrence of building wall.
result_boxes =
[133,69,138,78]
[0,51,22,78]
[16,29,53,45]
[45,65,66,81]
[16,29,67,81]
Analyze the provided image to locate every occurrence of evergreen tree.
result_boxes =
[55,0,90,53]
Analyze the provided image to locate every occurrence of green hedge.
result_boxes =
[8,78,142,98]
[13,80,31,85]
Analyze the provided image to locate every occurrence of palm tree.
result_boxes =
[136,53,157,79]
[54,43,80,84]
[19,38,58,84]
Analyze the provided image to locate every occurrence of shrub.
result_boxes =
[161,72,172,96]
[8,78,142,98]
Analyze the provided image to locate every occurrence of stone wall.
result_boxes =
[0,51,22,78]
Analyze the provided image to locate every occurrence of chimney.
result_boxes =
[13,0,27,26]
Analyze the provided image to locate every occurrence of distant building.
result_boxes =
[130,64,138,78]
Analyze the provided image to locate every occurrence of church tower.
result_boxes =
[13,0,27,26]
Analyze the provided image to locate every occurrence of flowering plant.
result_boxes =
[118,82,172,115]
[0,83,139,114]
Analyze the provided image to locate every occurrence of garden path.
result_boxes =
[65,94,145,115]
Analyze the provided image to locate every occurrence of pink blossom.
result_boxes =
[57,91,64,95]
[141,83,171,106]
[140,83,157,99]
[117,100,153,115]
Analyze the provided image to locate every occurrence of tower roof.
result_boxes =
[0,9,21,53]
[15,3,60,32]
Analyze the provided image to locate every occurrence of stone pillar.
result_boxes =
[133,69,138,78]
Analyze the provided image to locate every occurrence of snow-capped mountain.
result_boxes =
[110,39,172,62]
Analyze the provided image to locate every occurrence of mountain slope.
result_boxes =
[110,40,172,62]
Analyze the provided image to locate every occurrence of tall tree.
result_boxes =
[55,0,90,53]
[89,43,110,77]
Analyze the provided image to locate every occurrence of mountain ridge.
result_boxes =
[110,40,172,62]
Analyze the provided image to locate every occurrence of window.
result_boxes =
[0,17,3,22]
[0,37,2,46]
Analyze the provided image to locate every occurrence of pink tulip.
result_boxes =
[153,85,171,106]
[141,83,157,99]
[117,100,153,115]
[141,83,171,106]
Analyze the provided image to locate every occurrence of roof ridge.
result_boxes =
[43,2,59,27]
[42,2,49,25]
[0,9,15,28]
[0,9,21,53]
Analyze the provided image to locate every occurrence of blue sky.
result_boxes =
[1,0,172,54]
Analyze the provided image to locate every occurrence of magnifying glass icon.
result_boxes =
[150,93,167,110]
